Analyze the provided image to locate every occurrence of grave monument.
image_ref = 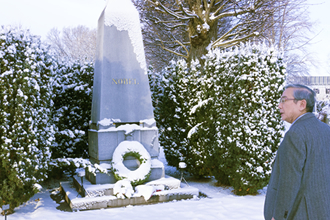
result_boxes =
[86,0,164,184]
[60,0,198,211]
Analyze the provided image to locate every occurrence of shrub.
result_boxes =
[200,44,285,195]
[149,61,205,176]
[0,26,55,210]
[51,60,94,159]
[150,43,286,194]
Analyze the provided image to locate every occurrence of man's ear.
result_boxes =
[299,99,307,112]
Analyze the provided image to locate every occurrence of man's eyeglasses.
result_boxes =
[279,98,299,103]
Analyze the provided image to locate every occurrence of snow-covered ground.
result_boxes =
[5,148,267,220]
[7,178,266,220]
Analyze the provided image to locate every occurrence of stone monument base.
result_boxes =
[85,158,165,184]
[60,173,199,211]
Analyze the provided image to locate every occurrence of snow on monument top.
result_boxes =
[103,0,147,74]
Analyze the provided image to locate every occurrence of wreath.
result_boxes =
[112,141,151,186]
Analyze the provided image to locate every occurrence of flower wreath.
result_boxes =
[112,141,151,186]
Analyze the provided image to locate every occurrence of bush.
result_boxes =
[202,44,285,195]
[148,61,204,177]
[51,60,94,159]
[150,43,286,194]
[0,26,55,210]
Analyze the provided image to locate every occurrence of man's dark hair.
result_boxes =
[285,84,316,112]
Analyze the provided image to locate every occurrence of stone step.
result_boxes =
[60,176,199,211]
[73,173,182,197]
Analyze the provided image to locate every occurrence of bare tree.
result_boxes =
[46,25,97,62]
[138,0,276,66]
[261,0,317,80]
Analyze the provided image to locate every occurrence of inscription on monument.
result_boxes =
[112,78,139,85]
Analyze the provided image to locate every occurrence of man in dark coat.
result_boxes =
[264,84,330,220]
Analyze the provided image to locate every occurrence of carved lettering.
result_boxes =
[112,78,139,85]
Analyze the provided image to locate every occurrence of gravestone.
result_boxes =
[87,0,164,184]
[59,1,199,210]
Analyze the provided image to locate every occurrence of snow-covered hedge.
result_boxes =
[150,43,286,195]
[0,26,55,210]
[149,62,200,174]
[52,60,94,159]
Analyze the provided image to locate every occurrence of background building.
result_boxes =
[290,76,330,101]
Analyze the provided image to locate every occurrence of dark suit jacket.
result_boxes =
[264,112,330,220]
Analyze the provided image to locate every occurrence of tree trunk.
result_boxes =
[187,18,218,65]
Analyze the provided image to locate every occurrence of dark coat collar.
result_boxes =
[291,112,315,127]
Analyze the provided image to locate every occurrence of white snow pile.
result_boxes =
[140,118,156,127]
[94,120,158,134]
[113,180,165,201]
[98,118,121,127]
[119,124,142,135]
[113,179,134,199]
[135,184,165,201]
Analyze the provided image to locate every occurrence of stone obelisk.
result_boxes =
[87,0,164,184]
[91,0,153,123]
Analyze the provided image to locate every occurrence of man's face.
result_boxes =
[278,88,303,124]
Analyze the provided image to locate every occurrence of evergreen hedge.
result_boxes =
[150,43,286,194]
[0,26,55,210]
[149,61,203,177]
[52,61,94,159]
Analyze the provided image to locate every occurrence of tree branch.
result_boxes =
[177,1,199,19]
[159,44,189,59]
[212,32,258,48]
[211,0,231,18]
[147,0,192,20]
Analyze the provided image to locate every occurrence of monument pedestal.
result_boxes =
[86,121,165,184]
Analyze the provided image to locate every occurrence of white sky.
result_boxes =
[0,0,106,38]
[0,0,329,76]
[306,0,330,76]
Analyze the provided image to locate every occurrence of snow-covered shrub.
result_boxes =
[197,43,286,195]
[148,61,203,176]
[52,61,93,159]
[150,43,286,195]
[49,158,108,178]
[0,26,55,210]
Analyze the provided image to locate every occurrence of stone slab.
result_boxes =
[88,129,125,162]
[89,127,160,163]
[85,167,117,185]
[148,159,165,181]
[60,176,199,211]
[73,175,115,197]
